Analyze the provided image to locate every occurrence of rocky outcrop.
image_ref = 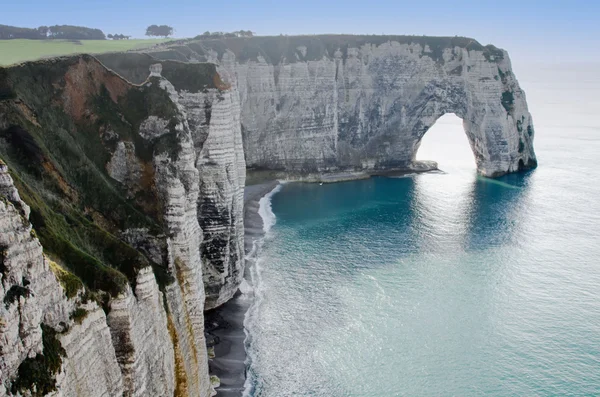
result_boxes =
[0,55,244,396]
[106,268,174,396]
[0,160,124,396]
[96,55,246,309]
[167,72,245,310]
[140,35,537,177]
[57,304,125,397]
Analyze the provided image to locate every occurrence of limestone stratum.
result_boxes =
[0,35,536,397]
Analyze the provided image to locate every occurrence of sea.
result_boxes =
[242,63,600,396]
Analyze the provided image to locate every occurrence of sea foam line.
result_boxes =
[258,184,283,234]
[242,183,283,397]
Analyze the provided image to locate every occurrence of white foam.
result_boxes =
[242,183,283,397]
[258,184,283,234]
[389,172,419,178]
[238,279,253,295]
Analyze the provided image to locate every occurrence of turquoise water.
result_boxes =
[244,64,600,396]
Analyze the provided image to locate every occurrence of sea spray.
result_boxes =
[242,183,283,397]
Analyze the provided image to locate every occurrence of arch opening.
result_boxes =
[416,113,476,173]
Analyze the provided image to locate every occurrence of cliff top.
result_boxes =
[0,53,202,297]
[148,34,505,64]
[0,53,225,92]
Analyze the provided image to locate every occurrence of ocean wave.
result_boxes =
[242,183,283,397]
[258,184,283,234]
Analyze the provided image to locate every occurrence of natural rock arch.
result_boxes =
[222,39,539,178]
[99,35,538,178]
[415,113,475,168]
[397,73,537,177]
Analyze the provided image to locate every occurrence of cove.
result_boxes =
[243,168,600,396]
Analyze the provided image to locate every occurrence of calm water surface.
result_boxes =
[244,63,600,396]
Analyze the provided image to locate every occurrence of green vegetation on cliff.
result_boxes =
[148,34,505,65]
[0,54,213,297]
[96,52,223,90]
[48,259,84,298]
[0,39,171,66]
[11,324,66,396]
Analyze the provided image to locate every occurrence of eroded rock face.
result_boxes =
[0,56,243,396]
[235,41,536,176]
[106,268,175,397]
[251,50,533,176]
[0,160,124,396]
[98,54,246,310]
[154,67,246,310]
[143,35,537,177]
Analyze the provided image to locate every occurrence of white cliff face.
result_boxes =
[1,160,173,397]
[155,36,535,177]
[98,57,247,308]
[232,42,535,177]
[0,162,59,393]
[149,72,213,396]
[57,305,125,397]
[154,64,246,310]
[0,161,125,397]
[106,267,175,397]
[186,88,245,309]
[0,56,245,396]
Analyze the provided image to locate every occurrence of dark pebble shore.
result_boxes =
[205,180,280,397]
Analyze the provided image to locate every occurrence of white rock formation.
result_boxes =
[106,141,143,188]
[145,36,537,177]
[0,160,125,397]
[98,55,247,309]
[233,41,536,177]
[57,305,125,397]
[152,65,246,309]
[0,56,245,396]
[106,268,175,397]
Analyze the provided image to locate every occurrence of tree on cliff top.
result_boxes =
[235,30,254,37]
[145,25,174,38]
[108,34,130,40]
[198,30,254,39]
[46,25,106,40]
[0,24,105,40]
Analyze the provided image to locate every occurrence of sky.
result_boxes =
[3,0,600,63]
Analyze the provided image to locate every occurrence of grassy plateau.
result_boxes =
[0,39,171,66]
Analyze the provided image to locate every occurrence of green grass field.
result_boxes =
[0,39,172,66]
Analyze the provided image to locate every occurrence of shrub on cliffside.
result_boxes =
[10,324,66,396]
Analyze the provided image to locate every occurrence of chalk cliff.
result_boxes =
[0,35,537,397]
[138,35,537,177]
[0,55,244,396]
